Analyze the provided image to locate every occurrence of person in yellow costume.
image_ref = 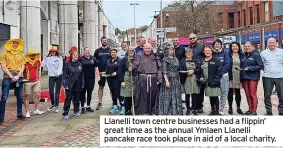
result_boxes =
[23,49,44,118]
[0,38,27,124]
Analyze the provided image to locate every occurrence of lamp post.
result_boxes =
[130,3,139,47]
[5,0,16,10]
[164,12,169,42]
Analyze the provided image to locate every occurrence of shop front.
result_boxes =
[178,37,190,47]
[247,32,261,49]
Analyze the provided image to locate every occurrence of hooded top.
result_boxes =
[0,38,26,72]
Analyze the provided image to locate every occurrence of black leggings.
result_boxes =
[124,97,133,114]
[228,88,241,109]
[107,77,123,106]
[209,97,219,111]
[185,94,197,111]
[81,78,95,108]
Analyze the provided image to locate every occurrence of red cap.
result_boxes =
[69,46,78,53]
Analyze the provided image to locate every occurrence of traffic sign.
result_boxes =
[154,30,165,36]
[154,27,177,33]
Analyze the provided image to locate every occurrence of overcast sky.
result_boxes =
[103,0,171,31]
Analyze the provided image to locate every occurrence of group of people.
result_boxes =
[96,34,283,116]
[0,33,282,123]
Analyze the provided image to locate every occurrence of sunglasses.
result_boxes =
[189,37,196,40]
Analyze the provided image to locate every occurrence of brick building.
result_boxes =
[152,1,283,47]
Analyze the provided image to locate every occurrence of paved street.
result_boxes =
[0,75,281,147]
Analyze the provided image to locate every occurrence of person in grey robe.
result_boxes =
[132,43,163,115]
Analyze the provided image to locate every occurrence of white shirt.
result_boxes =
[41,56,63,77]
[260,47,283,78]
[117,49,126,59]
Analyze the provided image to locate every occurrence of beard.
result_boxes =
[102,43,107,47]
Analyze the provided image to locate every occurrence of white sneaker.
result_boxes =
[26,112,31,118]
[34,109,44,115]
[55,107,59,113]
[219,108,225,115]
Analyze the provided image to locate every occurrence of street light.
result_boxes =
[130,3,139,47]
[5,0,16,10]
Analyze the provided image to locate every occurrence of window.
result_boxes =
[238,12,240,27]
[218,12,223,27]
[250,7,253,25]
[256,5,260,23]
[264,2,269,22]
[228,13,234,28]
[243,10,246,26]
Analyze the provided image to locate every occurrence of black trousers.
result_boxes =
[63,90,80,116]
[263,77,283,114]
[81,78,95,107]
[185,94,197,111]
[107,77,123,106]
[196,85,205,110]
[210,97,219,112]
[228,88,241,109]
[49,75,62,107]
[124,97,133,114]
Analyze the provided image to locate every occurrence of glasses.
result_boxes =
[189,37,196,40]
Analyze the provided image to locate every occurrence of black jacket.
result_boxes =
[118,56,137,82]
[179,57,198,85]
[228,52,245,81]
[105,57,120,76]
[190,43,204,60]
[152,46,164,61]
[195,57,223,88]
[63,61,84,91]
[174,45,186,62]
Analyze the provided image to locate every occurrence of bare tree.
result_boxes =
[169,0,224,34]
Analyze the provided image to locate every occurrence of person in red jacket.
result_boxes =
[23,49,44,118]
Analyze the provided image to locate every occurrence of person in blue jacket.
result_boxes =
[241,42,264,116]
[227,41,245,115]
[213,39,230,115]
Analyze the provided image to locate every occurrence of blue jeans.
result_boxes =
[0,78,23,123]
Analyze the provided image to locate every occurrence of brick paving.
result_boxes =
[0,75,282,147]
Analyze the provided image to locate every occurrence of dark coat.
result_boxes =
[179,58,198,85]
[195,56,223,88]
[228,52,245,81]
[240,50,264,81]
[117,56,137,82]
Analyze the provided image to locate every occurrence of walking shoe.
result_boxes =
[86,107,95,112]
[251,112,257,116]
[48,105,55,111]
[209,111,215,115]
[73,112,80,117]
[219,108,225,115]
[192,110,198,115]
[237,108,244,115]
[228,109,233,115]
[244,111,252,115]
[81,108,86,114]
[198,108,203,113]
[55,107,59,113]
[109,105,119,114]
[264,112,273,116]
[34,109,44,115]
[63,115,69,120]
[26,112,31,118]
[186,111,190,115]
[120,106,126,115]
[17,115,27,120]
[96,103,102,110]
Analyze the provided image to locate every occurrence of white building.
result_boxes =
[0,0,117,79]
